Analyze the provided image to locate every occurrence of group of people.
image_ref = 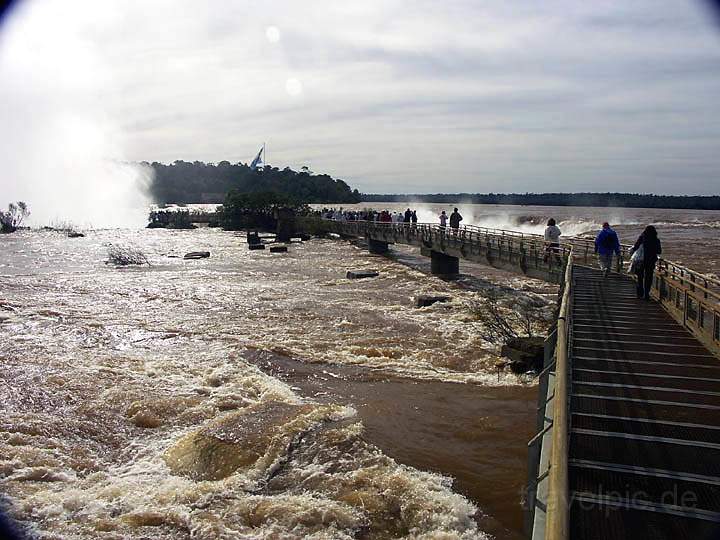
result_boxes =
[320,208,419,223]
[321,207,465,227]
[438,208,463,230]
[544,219,662,300]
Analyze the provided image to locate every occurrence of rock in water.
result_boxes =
[415,295,451,308]
[346,270,379,279]
[163,401,334,481]
[270,246,288,253]
[183,251,211,259]
[249,244,265,251]
[67,232,85,238]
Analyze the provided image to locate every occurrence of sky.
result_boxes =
[1,0,720,218]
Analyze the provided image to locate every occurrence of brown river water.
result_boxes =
[1,204,718,540]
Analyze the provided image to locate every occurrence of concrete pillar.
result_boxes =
[430,250,459,275]
[275,208,296,243]
[368,238,389,254]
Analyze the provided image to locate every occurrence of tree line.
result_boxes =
[144,160,361,204]
[361,192,720,210]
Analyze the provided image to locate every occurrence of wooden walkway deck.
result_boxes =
[568,266,720,540]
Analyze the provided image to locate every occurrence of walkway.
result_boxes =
[568,266,720,539]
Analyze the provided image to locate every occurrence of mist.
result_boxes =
[0,1,150,229]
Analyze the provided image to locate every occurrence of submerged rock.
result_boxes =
[415,294,451,308]
[183,251,210,259]
[125,396,202,428]
[270,246,288,253]
[163,401,333,481]
[130,410,162,428]
[346,270,379,280]
[249,244,265,251]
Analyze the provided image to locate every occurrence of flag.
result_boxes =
[250,145,264,169]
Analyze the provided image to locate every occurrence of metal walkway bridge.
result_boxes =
[308,218,720,540]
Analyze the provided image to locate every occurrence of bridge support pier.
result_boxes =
[368,238,389,254]
[430,250,459,275]
[275,208,296,243]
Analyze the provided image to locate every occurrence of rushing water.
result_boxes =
[1,204,718,540]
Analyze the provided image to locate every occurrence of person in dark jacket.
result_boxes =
[594,222,621,277]
[631,225,662,300]
[449,208,463,230]
[403,208,412,223]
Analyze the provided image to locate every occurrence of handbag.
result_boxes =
[629,244,644,273]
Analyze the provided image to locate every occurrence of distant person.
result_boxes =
[449,208,463,230]
[631,225,662,300]
[404,208,412,223]
[544,218,562,262]
[439,210,448,229]
[411,210,418,224]
[594,222,621,277]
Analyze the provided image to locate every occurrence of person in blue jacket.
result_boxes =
[594,222,621,277]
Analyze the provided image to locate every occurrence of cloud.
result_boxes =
[1,0,720,203]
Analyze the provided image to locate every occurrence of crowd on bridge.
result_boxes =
[318,207,466,229]
[318,208,419,223]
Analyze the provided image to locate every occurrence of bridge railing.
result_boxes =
[318,218,574,277]
[317,218,719,353]
[545,253,573,539]
[653,259,720,355]
[317,217,629,269]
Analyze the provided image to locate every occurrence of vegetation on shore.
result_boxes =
[144,161,361,205]
[220,190,309,230]
[362,192,720,210]
[0,201,30,233]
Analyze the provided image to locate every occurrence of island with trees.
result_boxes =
[144,161,361,205]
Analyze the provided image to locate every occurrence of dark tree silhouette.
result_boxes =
[144,161,361,205]
[0,201,30,233]
[361,192,720,210]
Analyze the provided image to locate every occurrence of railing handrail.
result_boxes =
[546,253,573,539]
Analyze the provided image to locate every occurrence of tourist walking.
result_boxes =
[594,222,620,277]
[631,225,662,300]
[439,211,448,229]
[544,218,561,262]
[449,208,463,231]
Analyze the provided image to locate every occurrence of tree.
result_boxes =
[470,289,553,343]
[0,201,30,233]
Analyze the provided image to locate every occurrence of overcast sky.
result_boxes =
[2,0,720,198]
